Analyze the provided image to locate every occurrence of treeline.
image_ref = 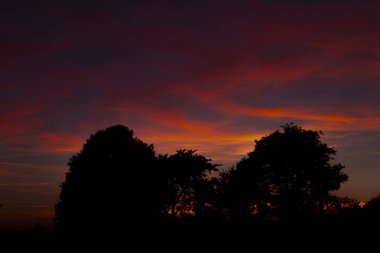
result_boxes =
[55,124,380,235]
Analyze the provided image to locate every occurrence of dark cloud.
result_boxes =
[269,0,374,5]
[50,44,133,65]
[232,81,380,110]
[0,0,38,12]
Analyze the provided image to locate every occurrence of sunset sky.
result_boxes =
[1,0,380,229]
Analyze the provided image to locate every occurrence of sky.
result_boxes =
[1,0,380,229]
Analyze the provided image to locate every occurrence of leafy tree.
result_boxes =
[365,195,380,223]
[156,150,219,219]
[55,125,158,233]
[219,123,348,221]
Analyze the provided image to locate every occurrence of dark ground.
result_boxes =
[0,220,378,251]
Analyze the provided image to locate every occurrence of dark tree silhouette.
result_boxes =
[366,195,380,210]
[219,123,348,221]
[55,125,158,233]
[364,195,380,223]
[213,167,270,222]
[156,150,219,219]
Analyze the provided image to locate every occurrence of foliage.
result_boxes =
[55,125,157,232]
[156,150,219,218]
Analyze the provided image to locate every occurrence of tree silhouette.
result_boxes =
[156,150,219,219]
[54,123,354,234]
[55,125,158,233]
[364,195,380,223]
[215,166,277,223]
[219,123,348,221]
[366,195,380,210]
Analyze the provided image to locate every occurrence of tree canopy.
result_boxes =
[219,123,348,221]
[55,125,157,232]
[156,150,219,218]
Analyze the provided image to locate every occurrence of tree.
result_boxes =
[365,195,380,210]
[156,150,219,219]
[219,123,348,221]
[214,159,268,222]
[55,125,158,233]
[365,195,380,223]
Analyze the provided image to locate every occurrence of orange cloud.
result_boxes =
[231,105,354,124]
[5,132,84,156]
[36,132,83,154]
